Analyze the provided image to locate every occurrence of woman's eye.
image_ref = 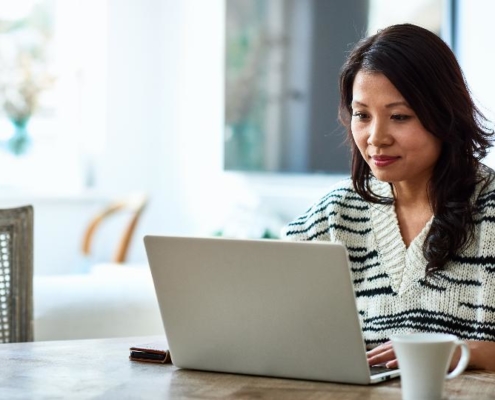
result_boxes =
[391,114,410,121]
[352,112,368,120]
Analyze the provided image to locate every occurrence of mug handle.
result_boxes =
[446,340,470,379]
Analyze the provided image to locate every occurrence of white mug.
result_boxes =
[390,333,470,400]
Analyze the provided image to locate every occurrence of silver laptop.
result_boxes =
[144,235,400,385]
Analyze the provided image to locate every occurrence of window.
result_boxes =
[224,0,450,174]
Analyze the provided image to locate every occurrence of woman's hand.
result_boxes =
[367,341,398,369]
[461,340,495,371]
[367,340,495,371]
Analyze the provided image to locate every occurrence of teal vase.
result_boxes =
[7,118,32,156]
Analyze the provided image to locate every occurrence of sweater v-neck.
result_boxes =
[369,181,432,295]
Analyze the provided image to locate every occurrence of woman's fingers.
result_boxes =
[367,341,397,368]
[385,358,398,369]
[367,341,393,356]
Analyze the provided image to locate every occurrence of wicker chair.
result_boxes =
[0,205,34,343]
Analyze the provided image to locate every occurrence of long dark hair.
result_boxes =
[338,23,494,275]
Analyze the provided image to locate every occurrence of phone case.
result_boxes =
[129,341,172,364]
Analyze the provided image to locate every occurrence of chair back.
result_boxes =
[81,193,148,263]
[0,205,34,343]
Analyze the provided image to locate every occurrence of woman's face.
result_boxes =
[351,70,442,188]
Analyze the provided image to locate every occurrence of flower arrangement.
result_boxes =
[0,1,55,155]
[0,52,53,125]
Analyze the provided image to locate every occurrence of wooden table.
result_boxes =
[1,336,494,399]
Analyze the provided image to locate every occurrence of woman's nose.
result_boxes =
[367,120,393,147]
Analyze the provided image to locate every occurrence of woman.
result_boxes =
[283,24,495,371]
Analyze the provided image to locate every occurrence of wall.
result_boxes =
[457,0,495,171]
[2,0,495,276]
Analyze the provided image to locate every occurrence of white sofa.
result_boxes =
[33,264,164,341]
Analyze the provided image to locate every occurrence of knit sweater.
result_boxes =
[283,173,495,348]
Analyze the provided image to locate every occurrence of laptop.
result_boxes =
[144,235,400,385]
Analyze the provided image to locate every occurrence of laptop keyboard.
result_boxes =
[370,365,397,375]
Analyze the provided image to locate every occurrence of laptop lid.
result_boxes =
[144,235,399,385]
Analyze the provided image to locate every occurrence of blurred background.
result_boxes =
[0,0,494,340]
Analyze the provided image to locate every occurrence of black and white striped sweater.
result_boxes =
[283,174,495,348]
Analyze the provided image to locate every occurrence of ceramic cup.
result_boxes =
[390,333,470,400]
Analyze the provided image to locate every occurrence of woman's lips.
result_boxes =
[371,155,400,167]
